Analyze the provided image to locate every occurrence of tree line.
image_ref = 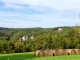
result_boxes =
[0,26,80,54]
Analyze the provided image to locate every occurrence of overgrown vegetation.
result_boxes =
[0,26,80,53]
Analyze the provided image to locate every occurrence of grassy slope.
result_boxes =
[0,52,80,60]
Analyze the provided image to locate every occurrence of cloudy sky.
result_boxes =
[0,0,80,28]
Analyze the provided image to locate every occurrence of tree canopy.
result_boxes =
[0,26,80,54]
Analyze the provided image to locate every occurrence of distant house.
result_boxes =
[20,36,28,41]
[30,35,34,39]
[20,35,34,41]
[58,28,63,31]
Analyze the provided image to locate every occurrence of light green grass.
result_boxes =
[0,52,80,60]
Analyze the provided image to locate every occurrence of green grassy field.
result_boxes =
[0,52,80,60]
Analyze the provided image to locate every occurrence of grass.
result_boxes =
[0,52,80,60]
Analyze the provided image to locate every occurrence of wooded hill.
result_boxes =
[0,26,80,54]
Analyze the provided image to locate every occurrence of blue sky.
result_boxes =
[0,0,80,28]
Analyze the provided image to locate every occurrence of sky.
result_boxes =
[0,0,80,28]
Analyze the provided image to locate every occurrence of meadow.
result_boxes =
[0,52,80,60]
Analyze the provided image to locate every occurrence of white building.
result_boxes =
[21,36,28,41]
[20,35,34,41]
[58,28,63,31]
[30,35,34,39]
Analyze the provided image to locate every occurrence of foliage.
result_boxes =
[0,26,80,53]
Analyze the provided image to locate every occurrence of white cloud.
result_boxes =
[0,10,79,28]
[4,3,25,9]
[0,11,20,17]
[0,0,80,28]
[1,0,80,10]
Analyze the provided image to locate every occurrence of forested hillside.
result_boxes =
[0,26,80,54]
